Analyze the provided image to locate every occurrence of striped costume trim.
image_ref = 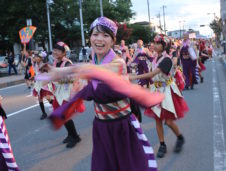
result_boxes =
[0,117,19,171]
[130,114,157,170]
[94,99,131,120]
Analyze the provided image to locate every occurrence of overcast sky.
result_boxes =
[131,0,220,36]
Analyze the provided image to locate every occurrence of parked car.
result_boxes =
[0,55,20,73]
[0,56,8,73]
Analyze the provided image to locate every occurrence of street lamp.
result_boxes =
[46,0,54,52]
[100,0,103,17]
[79,0,85,47]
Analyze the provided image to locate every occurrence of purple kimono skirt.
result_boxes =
[133,53,153,87]
[51,82,157,171]
[180,46,197,87]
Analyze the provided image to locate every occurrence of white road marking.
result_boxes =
[7,102,49,118]
[0,83,25,91]
[212,60,226,171]
[26,94,32,97]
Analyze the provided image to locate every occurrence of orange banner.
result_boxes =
[19,26,37,44]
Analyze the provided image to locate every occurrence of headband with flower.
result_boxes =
[38,51,47,59]
[55,41,70,52]
[154,34,170,44]
[90,17,118,36]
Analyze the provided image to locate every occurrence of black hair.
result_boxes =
[53,43,65,52]
[156,40,171,54]
[89,25,116,44]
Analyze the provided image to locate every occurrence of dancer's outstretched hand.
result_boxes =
[128,73,138,81]
[36,65,66,81]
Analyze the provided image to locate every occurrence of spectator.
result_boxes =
[21,46,35,90]
[82,46,87,62]
[17,50,24,74]
[7,51,18,75]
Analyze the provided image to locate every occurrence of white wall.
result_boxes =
[13,43,21,55]
[13,41,49,54]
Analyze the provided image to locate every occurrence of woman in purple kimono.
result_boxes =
[129,40,153,88]
[39,17,163,171]
[180,33,197,90]
[0,96,19,171]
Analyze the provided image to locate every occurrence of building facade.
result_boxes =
[167,30,186,39]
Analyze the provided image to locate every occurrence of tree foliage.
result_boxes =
[116,23,133,43]
[0,0,138,51]
[126,24,156,44]
[209,18,222,42]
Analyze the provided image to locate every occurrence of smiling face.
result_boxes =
[90,27,114,59]
[154,42,164,54]
[137,40,143,48]
[121,40,125,46]
[52,48,65,61]
[149,43,154,51]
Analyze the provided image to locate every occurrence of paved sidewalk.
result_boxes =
[222,55,226,67]
[215,48,226,67]
[0,74,25,89]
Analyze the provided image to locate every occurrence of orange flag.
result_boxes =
[19,26,37,44]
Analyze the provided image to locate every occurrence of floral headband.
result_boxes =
[154,34,170,44]
[90,17,118,36]
[55,41,70,52]
[38,51,47,58]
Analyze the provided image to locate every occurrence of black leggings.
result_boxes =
[64,119,79,138]
[130,99,142,122]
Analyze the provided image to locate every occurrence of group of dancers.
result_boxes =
[0,16,212,171]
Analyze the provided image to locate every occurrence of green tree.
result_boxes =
[127,24,156,44]
[0,0,135,52]
[0,0,48,50]
[116,23,132,43]
[82,0,135,26]
[210,17,222,42]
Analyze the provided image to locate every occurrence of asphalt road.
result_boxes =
[1,56,226,171]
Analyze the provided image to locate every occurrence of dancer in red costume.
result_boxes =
[130,34,189,158]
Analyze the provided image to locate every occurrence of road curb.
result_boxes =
[221,56,226,68]
[223,57,226,68]
[0,79,25,89]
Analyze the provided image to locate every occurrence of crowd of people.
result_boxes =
[0,16,213,171]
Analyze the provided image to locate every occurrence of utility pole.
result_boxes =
[79,0,85,47]
[100,0,103,16]
[147,0,151,23]
[46,0,53,52]
[179,21,182,39]
[182,20,186,34]
[162,5,167,34]
[147,0,153,36]
[157,13,162,33]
